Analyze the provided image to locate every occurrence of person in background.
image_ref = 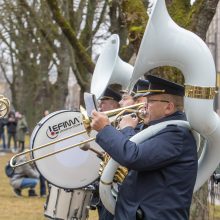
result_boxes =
[6,111,17,153]
[133,79,149,104]
[10,155,39,197]
[118,79,149,133]
[44,110,49,117]
[119,88,136,108]
[0,118,7,150]
[119,79,149,109]
[98,88,120,112]
[133,79,150,128]
[16,112,28,153]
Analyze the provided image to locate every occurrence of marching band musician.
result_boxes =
[133,79,150,126]
[91,75,198,220]
[96,81,149,220]
[117,79,149,134]
[95,82,147,220]
[98,87,121,112]
[133,79,149,105]
[92,86,121,220]
[119,88,136,107]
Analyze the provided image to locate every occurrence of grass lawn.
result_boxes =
[0,135,97,220]
[210,204,220,220]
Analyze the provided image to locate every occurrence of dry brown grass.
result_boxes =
[0,149,97,219]
[0,152,46,220]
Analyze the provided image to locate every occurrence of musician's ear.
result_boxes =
[164,101,175,115]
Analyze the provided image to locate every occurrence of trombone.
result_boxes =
[10,102,144,168]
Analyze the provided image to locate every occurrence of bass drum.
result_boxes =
[44,184,94,220]
[30,110,103,189]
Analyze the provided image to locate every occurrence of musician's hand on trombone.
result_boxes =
[118,114,139,130]
[91,110,110,131]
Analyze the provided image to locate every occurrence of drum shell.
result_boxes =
[44,184,93,220]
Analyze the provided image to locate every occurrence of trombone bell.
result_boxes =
[0,95,10,118]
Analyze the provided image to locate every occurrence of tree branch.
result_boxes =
[46,0,95,73]
[92,0,108,37]
[187,0,219,40]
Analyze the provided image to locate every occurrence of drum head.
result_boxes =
[31,110,103,189]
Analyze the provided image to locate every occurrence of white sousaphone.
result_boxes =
[99,0,220,214]
[90,34,133,99]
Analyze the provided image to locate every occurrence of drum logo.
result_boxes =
[46,117,81,139]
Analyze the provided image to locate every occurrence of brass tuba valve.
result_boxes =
[99,153,128,183]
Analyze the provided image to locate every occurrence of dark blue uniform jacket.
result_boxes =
[96,111,198,220]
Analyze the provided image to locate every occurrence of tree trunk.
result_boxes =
[190,183,209,220]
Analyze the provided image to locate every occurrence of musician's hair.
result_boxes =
[161,94,184,111]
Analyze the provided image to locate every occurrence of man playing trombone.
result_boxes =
[91,75,198,220]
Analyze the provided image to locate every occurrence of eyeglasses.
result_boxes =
[147,99,170,104]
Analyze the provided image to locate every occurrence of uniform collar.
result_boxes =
[148,111,186,127]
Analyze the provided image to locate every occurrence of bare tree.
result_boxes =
[0,0,111,128]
